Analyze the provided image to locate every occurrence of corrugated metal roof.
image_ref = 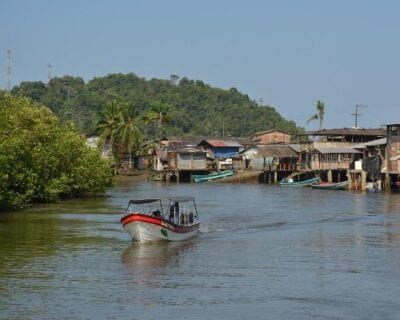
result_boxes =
[203,139,243,147]
[288,144,302,153]
[315,147,362,154]
[162,136,251,147]
[353,138,387,149]
[299,128,386,137]
[257,145,299,158]
[167,146,206,153]
[253,129,290,136]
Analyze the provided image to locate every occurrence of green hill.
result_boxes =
[11,73,299,137]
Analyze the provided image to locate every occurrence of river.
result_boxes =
[1,179,400,319]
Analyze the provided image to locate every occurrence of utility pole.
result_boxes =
[6,49,11,91]
[352,104,367,128]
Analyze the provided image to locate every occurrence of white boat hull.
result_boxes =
[122,214,200,242]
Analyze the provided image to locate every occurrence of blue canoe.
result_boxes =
[279,176,320,187]
[192,170,234,183]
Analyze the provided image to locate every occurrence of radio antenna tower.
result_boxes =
[6,49,11,91]
[47,63,52,83]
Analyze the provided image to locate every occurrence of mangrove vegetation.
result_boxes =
[0,92,113,210]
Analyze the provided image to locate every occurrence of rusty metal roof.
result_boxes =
[253,129,290,136]
[201,139,243,147]
[257,145,299,158]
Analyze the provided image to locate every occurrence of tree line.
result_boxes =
[11,73,300,138]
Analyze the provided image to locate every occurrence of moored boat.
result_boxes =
[279,176,320,187]
[121,197,200,242]
[311,180,349,190]
[192,170,234,183]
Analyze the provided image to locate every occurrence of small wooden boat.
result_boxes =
[192,170,234,183]
[311,180,349,190]
[121,197,200,242]
[279,176,320,187]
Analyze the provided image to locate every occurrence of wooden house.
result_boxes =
[250,145,299,183]
[165,147,207,171]
[255,145,299,171]
[386,124,400,190]
[309,147,362,171]
[348,138,387,190]
[252,129,291,145]
[297,128,386,143]
[197,139,243,170]
[153,145,207,182]
[296,128,386,184]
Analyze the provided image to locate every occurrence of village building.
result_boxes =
[252,129,291,145]
[385,124,400,190]
[295,128,386,187]
[197,139,243,170]
[297,128,386,143]
[152,136,207,182]
[152,136,253,182]
[350,138,386,190]
[246,145,299,183]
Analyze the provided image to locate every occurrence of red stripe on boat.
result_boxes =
[121,213,199,233]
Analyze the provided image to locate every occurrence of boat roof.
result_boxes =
[128,197,196,204]
[168,196,196,203]
[128,199,161,204]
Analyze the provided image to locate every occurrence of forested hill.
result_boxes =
[11,73,299,137]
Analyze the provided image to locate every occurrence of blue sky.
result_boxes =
[1,0,399,129]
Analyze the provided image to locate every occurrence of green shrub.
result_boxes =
[0,92,112,210]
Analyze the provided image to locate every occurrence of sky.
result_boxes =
[1,0,400,130]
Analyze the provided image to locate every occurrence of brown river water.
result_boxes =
[1,179,400,319]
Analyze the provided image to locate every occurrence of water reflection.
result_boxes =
[121,241,194,272]
[382,193,400,213]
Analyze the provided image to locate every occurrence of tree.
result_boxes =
[144,100,172,138]
[307,100,325,130]
[96,100,123,151]
[0,92,112,210]
[116,103,143,168]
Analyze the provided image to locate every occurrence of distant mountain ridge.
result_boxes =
[11,73,299,137]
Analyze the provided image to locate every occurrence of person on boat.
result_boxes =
[188,212,194,224]
[180,213,187,225]
[169,202,180,223]
[152,210,161,217]
[169,205,175,222]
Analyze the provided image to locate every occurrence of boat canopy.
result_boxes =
[128,199,161,205]
[168,196,195,203]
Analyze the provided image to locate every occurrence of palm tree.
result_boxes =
[144,100,172,138]
[117,103,143,168]
[96,100,122,152]
[307,100,325,130]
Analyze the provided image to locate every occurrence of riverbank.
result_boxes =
[215,170,261,183]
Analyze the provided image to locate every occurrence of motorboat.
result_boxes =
[311,180,349,190]
[121,197,200,242]
[192,170,234,182]
[279,176,320,187]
